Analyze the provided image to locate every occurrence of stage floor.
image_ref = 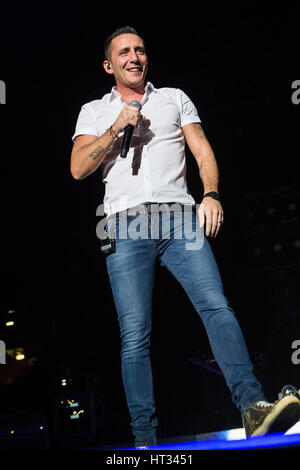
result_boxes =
[96,421,300,451]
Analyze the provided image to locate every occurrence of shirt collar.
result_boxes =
[109,81,156,103]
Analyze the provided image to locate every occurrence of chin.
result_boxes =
[129,78,145,88]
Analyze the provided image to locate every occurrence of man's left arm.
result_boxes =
[182,123,224,238]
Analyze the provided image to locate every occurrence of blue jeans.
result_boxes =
[105,206,265,443]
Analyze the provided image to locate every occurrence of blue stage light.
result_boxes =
[113,431,300,451]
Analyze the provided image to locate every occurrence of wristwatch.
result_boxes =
[202,191,220,201]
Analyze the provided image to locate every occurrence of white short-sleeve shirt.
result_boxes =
[72,82,201,216]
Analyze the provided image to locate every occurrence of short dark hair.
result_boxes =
[104,26,144,60]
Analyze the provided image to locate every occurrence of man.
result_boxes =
[71,26,300,448]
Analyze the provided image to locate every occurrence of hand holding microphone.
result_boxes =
[113,100,142,158]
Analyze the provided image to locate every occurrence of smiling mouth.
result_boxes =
[127,67,142,73]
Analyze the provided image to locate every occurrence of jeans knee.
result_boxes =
[200,303,236,329]
[121,331,151,358]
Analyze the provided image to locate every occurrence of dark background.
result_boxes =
[0,1,299,448]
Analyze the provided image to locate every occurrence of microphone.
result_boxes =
[120,100,142,158]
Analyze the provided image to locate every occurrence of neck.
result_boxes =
[116,82,146,103]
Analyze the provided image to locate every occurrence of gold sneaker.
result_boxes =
[243,395,300,437]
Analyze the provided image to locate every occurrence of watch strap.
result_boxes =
[202,191,220,201]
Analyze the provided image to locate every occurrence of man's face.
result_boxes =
[106,33,148,89]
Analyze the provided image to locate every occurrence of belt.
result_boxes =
[107,202,195,220]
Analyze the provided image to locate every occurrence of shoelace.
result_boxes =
[255,401,273,408]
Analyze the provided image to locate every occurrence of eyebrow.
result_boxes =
[118,45,146,54]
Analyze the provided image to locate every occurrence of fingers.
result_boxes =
[114,104,142,134]
[198,202,224,238]
[123,104,142,127]
[212,210,224,238]
[113,104,141,134]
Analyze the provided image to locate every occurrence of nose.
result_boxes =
[128,48,139,63]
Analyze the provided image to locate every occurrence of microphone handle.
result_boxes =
[120,124,135,158]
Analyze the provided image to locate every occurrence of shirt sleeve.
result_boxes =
[72,103,99,142]
[176,89,201,127]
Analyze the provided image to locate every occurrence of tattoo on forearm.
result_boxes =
[197,124,206,139]
[89,145,105,161]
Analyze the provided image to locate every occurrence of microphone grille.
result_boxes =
[129,100,142,110]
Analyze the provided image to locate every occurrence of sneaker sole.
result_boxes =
[252,395,300,436]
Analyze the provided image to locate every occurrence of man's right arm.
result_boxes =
[70,103,142,180]
[70,127,117,180]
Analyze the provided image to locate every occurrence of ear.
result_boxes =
[103,60,114,75]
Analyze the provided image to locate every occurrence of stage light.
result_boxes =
[69,401,79,408]
[5,321,14,327]
[70,409,85,420]
[223,428,246,440]
[15,352,25,361]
